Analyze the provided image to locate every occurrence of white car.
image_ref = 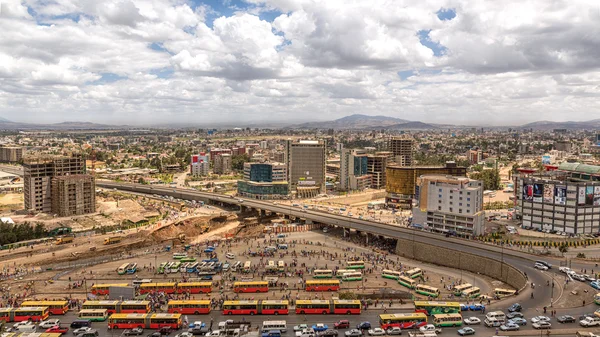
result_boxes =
[39,320,61,329]
[559,266,571,273]
[463,317,481,325]
[73,327,93,335]
[534,263,548,270]
[531,316,551,324]
[367,328,385,336]
[385,327,402,335]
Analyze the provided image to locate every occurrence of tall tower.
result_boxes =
[388,136,414,166]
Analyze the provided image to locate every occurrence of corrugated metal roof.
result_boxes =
[558,162,600,174]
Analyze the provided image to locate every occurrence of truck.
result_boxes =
[55,236,74,245]
[579,316,600,327]
[104,236,123,245]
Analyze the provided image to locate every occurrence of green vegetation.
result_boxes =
[232,154,250,171]
[470,168,501,190]
[0,222,47,246]
[483,200,513,210]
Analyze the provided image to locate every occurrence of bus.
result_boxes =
[452,283,472,296]
[432,313,463,327]
[20,301,68,315]
[158,262,168,274]
[260,300,289,315]
[167,300,211,315]
[342,272,362,281]
[313,270,334,279]
[104,237,123,245]
[0,307,50,322]
[382,270,402,280]
[305,280,340,292]
[414,301,461,315]
[267,261,276,270]
[120,301,150,313]
[233,281,269,293]
[462,287,480,298]
[379,313,428,330]
[82,301,120,314]
[278,261,285,272]
[139,283,177,294]
[108,313,182,330]
[294,299,361,315]
[170,262,181,274]
[346,261,365,269]
[91,283,130,296]
[415,285,439,298]
[494,288,516,298]
[244,261,252,271]
[117,263,129,275]
[78,309,109,322]
[126,263,137,274]
[398,276,416,289]
[173,253,187,260]
[132,279,152,287]
[406,268,422,279]
[335,269,353,278]
[186,262,199,273]
[595,293,600,305]
[177,282,213,294]
[221,300,289,315]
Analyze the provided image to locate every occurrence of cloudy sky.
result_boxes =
[1,0,599,126]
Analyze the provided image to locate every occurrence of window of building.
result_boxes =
[459,203,463,206]
[438,200,442,203]
[467,192,471,195]
[467,197,471,201]
[439,189,442,192]
[450,196,453,199]
[449,201,453,205]
[459,209,463,213]
[439,194,442,198]
[438,206,441,211]
[467,204,470,207]
[449,207,453,212]
[466,209,470,213]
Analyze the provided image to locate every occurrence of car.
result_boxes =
[559,266,572,273]
[334,321,350,329]
[574,274,587,282]
[76,331,99,337]
[507,303,522,312]
[385,327,402,335]
[356,322,371,330]
[367,328,385,336]
[419,325,441,334]
[506,312,524,319]
[557,315,575,323]
[460,304,469,311]
[160,327,173,335]
[532,321,552,329]
[297,329,316,337]
[591,281,600,290]
[46,326,69,334]
[174,333,193,337]
[508,318,527,326]
[74,327,93,335]
[579,314,595,321]
[189,322,204,329]
[469,304,485,311]
[579,317,600,327]
[148,333,162,337]
[124,328,145,336]
[295,325,309,332]
[40,320,61,329]
[531,316,551,324]
[500,323,520,331]
[585,275,597,282]
[344,329,362,337]
[534,263,548,270]
[313,324,328,332]
[457,327,475,336]
[318,329,339,337]
[463,317,481,325]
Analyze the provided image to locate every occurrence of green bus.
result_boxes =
[406,268,422,279]
[342,272,363,281]
[398,276,416,289]
[382,270,401,280]
[335,269,353,278]
[181,257,197,263]
[346,261,365,269]
[78,309,108,322]
[595,293,600,305]
[462,287,480,298]
[170,262,181,273]
[314,270,334,279]
[158,262,167,274]
[433,313,463,327]
[415,285,440,298]
[414,301,461,315]
[452,283,472,296]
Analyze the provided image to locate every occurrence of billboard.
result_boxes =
[586,186,595,206]
[554,185,566,205]
[533,184,544,203]
[543,184,554,203]
[542,155,551,164]
[522,184,533,201]
[578,187,586,205]
[595,186,600,206]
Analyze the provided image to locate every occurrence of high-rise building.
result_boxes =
[467,148,483,165]
[385,162,467,209]
[23,154,94,216]
[340,147,371,191]
[412,175,484,236]
[190,153,209,176]
[285,139,326,198]
[367,154,388,189]
[554,140,572,153]
[0,146,24,163]
[209,148,232,165]
[213,154,232,174]
[238,162,288,199]
[388,136,414,166]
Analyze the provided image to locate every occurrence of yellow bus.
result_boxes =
[415,285,440,298]
[313,270,333,278]
[120,301,150,313]
[346,261,365,269]
[398,276,416,289]
[406,268,422,279]
[494,288,516,298]
[335,269,353,278]
[78,309,109,322]
[452,283,472,296]
[379,313,428,329]
[462,287,480,298]
[20,300,68,315]
[432,313,463,327]
[91,283,130,295]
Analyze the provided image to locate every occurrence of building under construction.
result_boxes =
[23,154,95,216]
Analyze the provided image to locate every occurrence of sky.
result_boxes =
[1,0,600,126]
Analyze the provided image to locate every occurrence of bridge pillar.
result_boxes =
[305,219,313,224]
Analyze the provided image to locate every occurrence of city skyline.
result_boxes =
[1,0,599,125]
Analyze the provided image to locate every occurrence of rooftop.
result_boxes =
[558,162,600,175]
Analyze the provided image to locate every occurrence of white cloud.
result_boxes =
[0,0,599,125]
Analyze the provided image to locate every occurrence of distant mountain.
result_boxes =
[520,119,600,130]
[0,121,121,130]
[293,114,411,129]
[378,121,438,130]
[0,117,13,123]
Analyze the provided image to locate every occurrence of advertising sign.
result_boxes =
[587,186,595,206]
[523,184,533,201]
[578,187,586,205]
[554,186,566,205]
[542,155,551,164]
[543,184,554,203]
[595,186,600,206]
[533,184,544,203]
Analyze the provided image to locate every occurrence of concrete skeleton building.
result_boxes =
[340,146,371,191]
[285,139,326,198]
[0,146,24,163]
[367,153,388,189]
[388,136,414,166]
[23,154,95,216]
[412,175,484,236]
[213,153,232,175]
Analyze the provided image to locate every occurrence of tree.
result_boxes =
[232,154,250,171]
[558,244,568,256]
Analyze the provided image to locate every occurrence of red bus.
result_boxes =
[0,307,50,322]
[379,313,428,330]
[139,282,177,294]
[167,300,211,315]
[21,301,68,315]
[119,301,150,313]
[108,313,182,330]
[294,300,361,315]
[222,300,289,315]
[90,283,130,296]
[259,300,289,315]
[332,300,361,315]
[305,280,340,291]
[233,281,269,293]
[177,282,212,294]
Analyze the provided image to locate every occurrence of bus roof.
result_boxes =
[494,288,516,292]
[168,300,211,305]
[83,301,119,305]
[432,313,462,318]
[414,301,460,306]
[79,309,108,313]
[379,313,427,319]
[296,300,329,305]
[305,280,340,284]
[314,269,332,272]
[109,313,148,319]
[223,300,258,305]
[121,301,149,305]
[333,300,361,304]
[15,307,49,311]
[151,313,181,319]
[452,283,472,289]
[178,282,213,286]
[91,283,130,288]
[233,281,268,285]
[347,260,364,264]
[406,268,422,272]
[261,300,289,305]
[262,320,286,324]
[21,300,68,305]
[140,282,176,287]
[382,270,401,273]
[463,287,480,292]
[119,263,129,268]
